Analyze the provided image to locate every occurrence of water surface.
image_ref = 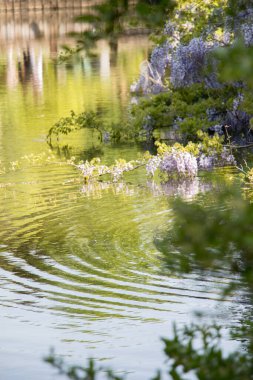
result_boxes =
[0,8,247,380]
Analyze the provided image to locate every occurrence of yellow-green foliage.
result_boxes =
[246,168,253,183]
[197,130,224,155]
[155,131,223,157]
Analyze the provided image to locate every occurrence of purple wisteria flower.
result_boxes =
[146,156,162,176]
[198,154,215,169]
[198,148,236,169]
[241,23,253,46]
[159,149,198,177]
[170,38,208,88]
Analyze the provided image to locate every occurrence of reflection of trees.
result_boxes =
[51,144,104,161]
[18,49,32,84]
[30,22,43,39]
[0,8,87,47]
[0,7,149,167]
[0,0,91,12]
[68,0,175,64]
[0,36,148,164]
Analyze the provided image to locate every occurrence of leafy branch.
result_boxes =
[47,110,105,144]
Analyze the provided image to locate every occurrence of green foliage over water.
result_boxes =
[130,84,239,139]
[47,110,104,142]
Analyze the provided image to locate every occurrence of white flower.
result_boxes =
[146,156,162,176]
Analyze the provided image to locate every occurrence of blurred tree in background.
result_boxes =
[64,0,175,55]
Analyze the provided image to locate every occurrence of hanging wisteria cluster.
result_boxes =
[242,23,253,46]
[170,37,209,88]
[131,2,253,94]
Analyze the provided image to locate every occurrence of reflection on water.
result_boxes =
[0,164,245,379]
[0,0,90,11]
[0,8,149,164]
[0,9,247,380]
[0,8,87,53]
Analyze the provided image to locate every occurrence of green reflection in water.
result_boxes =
[0,31,149,163]
[0,10,244,380]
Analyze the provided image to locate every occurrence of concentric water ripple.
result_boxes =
[0,164,244,325]
[0,163,248,380]
[0,19,248,378]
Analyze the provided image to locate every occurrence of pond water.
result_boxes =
[0,8,248,380]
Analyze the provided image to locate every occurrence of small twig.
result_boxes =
[224,143,253,149]
[236,164,246,174]
[224,125,233,155]
[72,161,146,180]
[243,159,251,171]
[236,159,251,176]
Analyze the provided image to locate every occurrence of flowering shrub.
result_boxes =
[132,1,253,95]
[130,1,253,144]
[160,150,198,178]
[154,141,199,178]
[170,38,209,88]
[1,132,236,189]
[70,156,144,183]
[70,134,236,184]
[145,155,161,177]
